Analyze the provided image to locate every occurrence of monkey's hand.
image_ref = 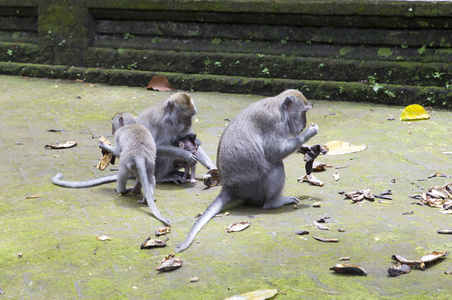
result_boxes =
[303,123,319,140]
[182,151,198,165]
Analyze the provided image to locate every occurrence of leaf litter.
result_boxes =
[156,253,182,272]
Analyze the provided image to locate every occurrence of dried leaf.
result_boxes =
[312,202,322,207]
[25,195,40,199]
[437,230,452,234]
[330,264,367,276]
[324,141,367,155]
[155,227,171,236]
[141,237,168,249]
[190,277,199,283]
[202,168,221,187]
[297,174,324,186]
[400,104,430,121]
[332,172,340,181]
[146,75,174,91]
[95,234,111,241]
[313,236,339,242]
[224,289,278,300]
[428,172,448,179]
[44,140,77,149]
[312,161,333,171]
[295,230,309,235]
[156,253,182,272]
[388,263,411,277]
[227,221,250,233]
[97,136,114,171]
[420,251,448,263]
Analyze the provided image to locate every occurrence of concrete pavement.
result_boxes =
[0,75,451,299]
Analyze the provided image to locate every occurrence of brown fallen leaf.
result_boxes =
[140,237,169,249]
[44,140,77,149]
[227,221,250,233]
[156,253,182,272]
[388,263,411,277]
[146,75,175,91]
[97,136,115,171]
[202,168,221,187]
[155,227,171,236]
[298,174,324,186]
[313,236,339,242]
[25,195,40,199]
[224,289,279,300]
[330,264,367,276]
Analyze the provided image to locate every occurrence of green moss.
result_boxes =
[377,48,394,58]
[339,47,352,56]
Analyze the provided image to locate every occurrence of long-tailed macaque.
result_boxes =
[175,90,319,252]
[55,113,170,225]
[52,112,137,188]
[52,92,216,187]
[136,92,216,184]
[174,133,199,183]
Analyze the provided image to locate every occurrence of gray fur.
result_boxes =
[176,133,199,183]
[98,121,170,226]
[175,89,318,252]
[137,92,216,184]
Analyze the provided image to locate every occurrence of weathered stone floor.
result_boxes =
[0,75,451,299]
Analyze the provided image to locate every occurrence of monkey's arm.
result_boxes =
[157,144,198,164]
[195,146,216,170]
[99,141,122,158]
[277,123,319,159]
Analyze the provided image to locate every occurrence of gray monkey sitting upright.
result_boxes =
[175,89,319,252]
[136,92,216,184]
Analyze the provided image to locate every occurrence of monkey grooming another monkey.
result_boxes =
[175,89,319,252]
[53,92,216,187]
[174,133,199,183]
[137,92,216,184]
[54,112,170,225]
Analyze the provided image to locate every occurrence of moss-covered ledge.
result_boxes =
[1,61,450,109]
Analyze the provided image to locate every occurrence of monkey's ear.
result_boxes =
[282,97,294,110]
[167,100,175,111]
[119,117,125,127]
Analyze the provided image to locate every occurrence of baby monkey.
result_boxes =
[98,112,171,226]
[174,133,199,183]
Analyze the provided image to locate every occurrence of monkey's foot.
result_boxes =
[186,179,198,184]
[263,196,299,209]
[116,188,133,195]
[137,198,147,204]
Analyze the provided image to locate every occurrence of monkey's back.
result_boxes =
[117,124,156,164]
[218,97,283,190]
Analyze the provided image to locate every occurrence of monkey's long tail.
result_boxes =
[136,161,171,226]
[52,173,118,188]
[175,188,236,253]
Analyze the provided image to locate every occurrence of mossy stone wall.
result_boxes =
[0,0,451,108]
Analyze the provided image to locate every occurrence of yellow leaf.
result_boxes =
[225,289,279,300]
[324,141,367,155]
[400,104,430,121]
